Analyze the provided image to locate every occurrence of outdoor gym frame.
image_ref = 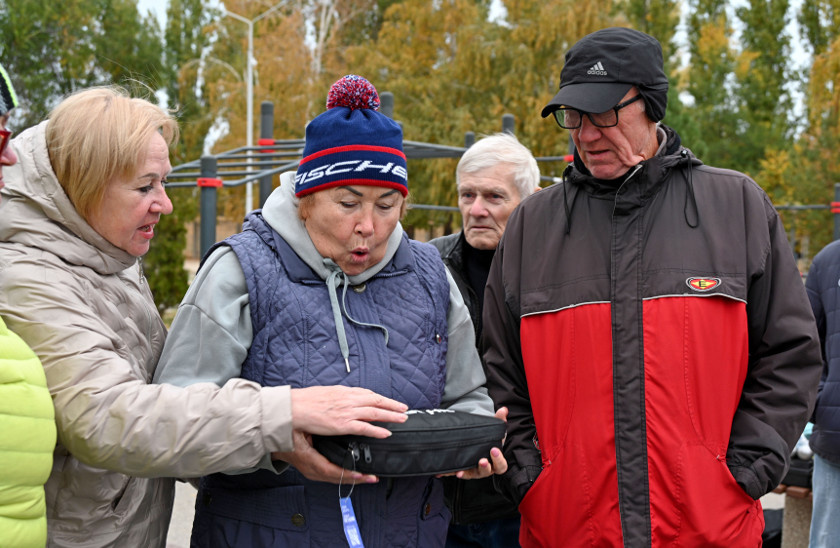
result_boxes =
[165,93,572,258]
[164,94,840,260]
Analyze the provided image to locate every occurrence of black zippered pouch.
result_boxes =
[312,408,506,477]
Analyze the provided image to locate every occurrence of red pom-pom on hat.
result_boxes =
[326,74,380,111]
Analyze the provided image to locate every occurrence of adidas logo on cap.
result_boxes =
[587,61,607,76]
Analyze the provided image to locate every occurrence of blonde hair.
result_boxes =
[46,86,179,220]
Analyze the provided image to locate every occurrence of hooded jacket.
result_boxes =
[154,172,495,546]
[805,240,840,464]
[0,316,55,548]
[430,232,519,524]
[482,124,822,547]
[431,233,482,340]
[0,121,296,547]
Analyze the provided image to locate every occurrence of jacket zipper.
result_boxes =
[138,260,153,342]
[348,435,499,458]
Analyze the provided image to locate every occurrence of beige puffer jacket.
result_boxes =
[0,122,294,547]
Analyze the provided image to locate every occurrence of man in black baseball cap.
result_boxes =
[537,27,672,180]
[482,26,821,548]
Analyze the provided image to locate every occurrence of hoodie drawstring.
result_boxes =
[562,164,578,235]
[325,260,389,372]
[681,150,699,228]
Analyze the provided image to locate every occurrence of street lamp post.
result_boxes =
[223,1,289,216]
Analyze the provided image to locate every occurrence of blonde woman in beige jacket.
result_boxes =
[0,86,408,547]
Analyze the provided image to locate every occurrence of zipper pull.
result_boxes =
[361,444,372,464]
[350,442,361,462]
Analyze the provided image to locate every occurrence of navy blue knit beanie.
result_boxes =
[295,75,408,197]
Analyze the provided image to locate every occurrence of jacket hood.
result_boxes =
[261,171,404,285]
[0,121,137,274]
[569,123,695,190]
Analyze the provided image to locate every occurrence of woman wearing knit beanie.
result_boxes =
[0,63,57,548]
[154,75,507,547]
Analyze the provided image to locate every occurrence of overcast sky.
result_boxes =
[136,0,168,28]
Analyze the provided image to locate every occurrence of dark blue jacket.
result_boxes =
[193,213,453,547]
[806,239,840,463]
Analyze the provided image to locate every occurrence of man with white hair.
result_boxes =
[430,132,540,548]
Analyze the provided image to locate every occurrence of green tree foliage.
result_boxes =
[0,0,187,310]
[0,0,163,129]
[338,0,618,231]
[624,0,697,151]
[734,0,793,177]
[793,31,840,255]
[768,1,840,257]
[163,0,219,164]
[736,0,814,257]
[10,0,840,274]
[164,0,840,263]
[198,0,317,221]
[141,0,215,313]
[798,0,840,57]
[683,0,739,166]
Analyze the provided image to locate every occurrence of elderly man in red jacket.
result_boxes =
[482,27,822,547]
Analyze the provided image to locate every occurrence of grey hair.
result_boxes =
[456,133,540,199]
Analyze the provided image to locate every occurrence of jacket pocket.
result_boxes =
[416,478,449,547]
[662,443,763,546]
[109,474,133,515]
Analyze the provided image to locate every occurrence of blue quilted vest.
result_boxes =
[192,211,453,547]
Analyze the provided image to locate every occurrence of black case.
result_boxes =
[313,409,506,477]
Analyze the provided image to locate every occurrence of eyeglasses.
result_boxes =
[0,129,10,157]
[552,95,643,130]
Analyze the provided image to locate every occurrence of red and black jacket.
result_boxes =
[482,125,822,547]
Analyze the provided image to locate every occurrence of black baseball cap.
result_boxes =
[541,27,669,121]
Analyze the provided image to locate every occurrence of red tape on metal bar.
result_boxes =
[831,201,840,214]
[197,178,223,188]
[258,138,275,153]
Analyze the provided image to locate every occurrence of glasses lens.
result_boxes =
[0,129,9,156]
[553,107,620,129]
[554,108,581,129]
[590,110,618,127]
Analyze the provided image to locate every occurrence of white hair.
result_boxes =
[456,132,540,198]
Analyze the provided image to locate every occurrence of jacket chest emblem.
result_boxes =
[686,277,721,292]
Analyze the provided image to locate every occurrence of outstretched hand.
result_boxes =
[271,430,379,485]
[440,407,509,480]
[290,385,408,438]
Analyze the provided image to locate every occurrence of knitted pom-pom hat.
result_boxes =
[295,75,407,197]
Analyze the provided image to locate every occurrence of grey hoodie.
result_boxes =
[155,172,494,421]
